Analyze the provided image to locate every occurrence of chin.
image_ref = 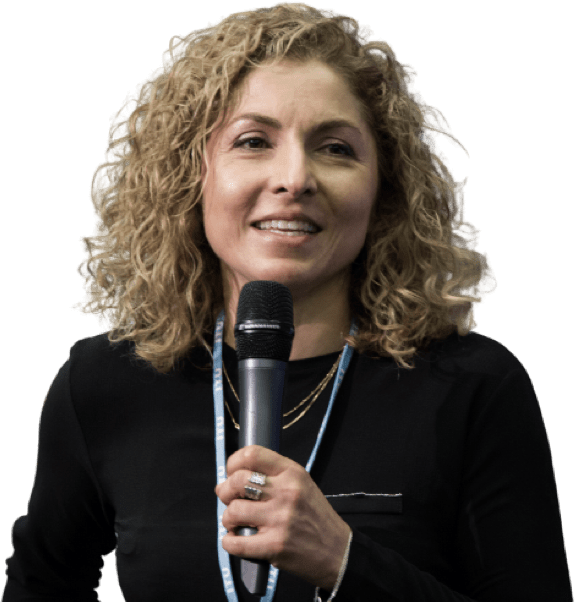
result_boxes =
[222,260,351,302]
[225,262,309,287]
[255,266,318,286]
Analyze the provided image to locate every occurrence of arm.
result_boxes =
[2,358,116,601]
[320,367,573,601]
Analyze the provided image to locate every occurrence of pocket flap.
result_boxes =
[326,492,403,514]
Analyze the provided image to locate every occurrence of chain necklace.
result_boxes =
[222,350,343,430]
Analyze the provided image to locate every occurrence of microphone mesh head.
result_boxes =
[235,281,294,361]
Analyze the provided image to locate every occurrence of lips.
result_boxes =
[253,219,320,234]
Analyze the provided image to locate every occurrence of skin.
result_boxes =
[205,59,379,591]
[215,445,352,591]
[201,58,379,360]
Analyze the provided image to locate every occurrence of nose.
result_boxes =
[273,140,317,199]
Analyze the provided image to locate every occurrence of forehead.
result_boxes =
[222,59,369,130]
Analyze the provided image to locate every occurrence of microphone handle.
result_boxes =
[238,358,286,596]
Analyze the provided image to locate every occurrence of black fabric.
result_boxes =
[2,330,573,601]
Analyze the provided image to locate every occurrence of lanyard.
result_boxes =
[213,311,356,602]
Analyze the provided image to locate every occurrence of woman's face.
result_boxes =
[200,59,379,302]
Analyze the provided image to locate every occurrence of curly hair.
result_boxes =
[77,2,496,373]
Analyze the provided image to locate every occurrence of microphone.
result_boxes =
[233,281,294,596]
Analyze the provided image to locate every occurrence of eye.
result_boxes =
[325,143,355,157]
[234,136,268,150]
[233,136,356,158]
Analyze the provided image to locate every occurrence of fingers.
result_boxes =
[226,445,290,478]
[216,469,272,505]
[221,528,279,563]
[221,497,268,532]
[221,504,286,565]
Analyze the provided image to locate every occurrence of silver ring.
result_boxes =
[244,485,263,501]
[249,472,267,486]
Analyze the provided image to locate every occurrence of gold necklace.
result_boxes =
[222,350,343,430]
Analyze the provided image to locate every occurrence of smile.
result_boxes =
[253,220,320,235]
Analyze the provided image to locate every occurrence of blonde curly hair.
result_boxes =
[78,3,495,373]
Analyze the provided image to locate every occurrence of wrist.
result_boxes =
[315,527,353,601]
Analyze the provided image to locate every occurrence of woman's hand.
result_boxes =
[214,445,351,591]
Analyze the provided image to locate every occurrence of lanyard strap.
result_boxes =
[213,311,356,602]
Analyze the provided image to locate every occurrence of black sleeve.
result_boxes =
[2,357,117,601]
[326,367,573,601]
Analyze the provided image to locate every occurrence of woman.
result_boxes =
[2,3,572,601]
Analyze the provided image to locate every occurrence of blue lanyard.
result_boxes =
[213,311,356,602]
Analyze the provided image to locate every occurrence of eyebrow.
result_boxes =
[229,112,363,136]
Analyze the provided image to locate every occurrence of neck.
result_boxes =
[222,275,351,360]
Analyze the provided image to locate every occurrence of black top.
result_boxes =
[2,330,573,601]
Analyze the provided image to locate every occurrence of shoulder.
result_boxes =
[65,332,210,401]
[68,331,121,360]
[64,333,162,410]
[424,329,526,379]
[357,329,525,379]
[420,330,540,421]
[353,330,530,408]
[68,332,144,381]
[60,333,211,438]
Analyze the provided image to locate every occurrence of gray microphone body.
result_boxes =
[238,358,286,452]
[237,358,287,595]
[233,281,294,597]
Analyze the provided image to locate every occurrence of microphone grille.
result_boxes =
[235,281,294,361]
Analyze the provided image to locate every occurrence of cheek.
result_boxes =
[202,188,251,256]
[343,193,374,234]
[201,185,228,255]
[340,194,375,258]
[204,167,253,217]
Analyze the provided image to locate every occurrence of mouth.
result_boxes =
[252,219,320,236]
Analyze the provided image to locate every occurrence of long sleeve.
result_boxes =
[2,357,117,601]
[328,365,573,601]
[3,332,572,601]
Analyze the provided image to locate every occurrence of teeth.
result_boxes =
[256,220,318,233]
